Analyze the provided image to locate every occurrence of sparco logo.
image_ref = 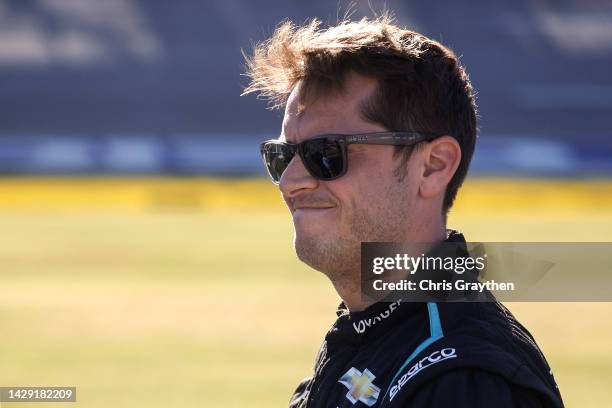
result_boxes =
[353,301,401,334]
[389,348,457,401]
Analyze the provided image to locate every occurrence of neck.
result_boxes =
[331,279,374,312]
[334,225,447,313]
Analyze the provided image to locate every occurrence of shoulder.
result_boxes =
[387,368,554,407]
[382,302,563,407]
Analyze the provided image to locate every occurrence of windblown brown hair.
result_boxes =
[242,15,478,213]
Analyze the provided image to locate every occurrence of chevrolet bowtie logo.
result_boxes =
[339,367,381,406]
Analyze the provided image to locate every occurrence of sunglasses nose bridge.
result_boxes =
[278,147,319,197]
[281,149,310,180]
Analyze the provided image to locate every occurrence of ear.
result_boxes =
[419,136,462,199]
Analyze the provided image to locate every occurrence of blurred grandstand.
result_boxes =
[0,0,611,176]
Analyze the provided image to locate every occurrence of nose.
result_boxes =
[278,153,318,200]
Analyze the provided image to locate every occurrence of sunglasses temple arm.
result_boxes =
[349,135,431,146]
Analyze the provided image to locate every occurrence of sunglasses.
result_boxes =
[260,132,436,184]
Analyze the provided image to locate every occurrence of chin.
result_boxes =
[293,231,359,279]
[294,233,329,272]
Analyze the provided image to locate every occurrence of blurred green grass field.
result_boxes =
[1,178,611,407]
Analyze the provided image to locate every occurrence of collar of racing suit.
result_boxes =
[325,230,467,348]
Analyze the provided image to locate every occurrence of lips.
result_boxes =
[292,205,336,218]
[293,206,335,215]
[289,196,336,216]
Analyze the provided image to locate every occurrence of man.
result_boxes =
[243,15,564,407]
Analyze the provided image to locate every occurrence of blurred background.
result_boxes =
[0,0,611,407]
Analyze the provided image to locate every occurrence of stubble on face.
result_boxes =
[294,175,413,284]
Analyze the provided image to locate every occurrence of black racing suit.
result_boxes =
[289,232,564,408]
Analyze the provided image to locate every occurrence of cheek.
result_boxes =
[333,178,385,220]
[329,152,421,222]
[345,168,419,219]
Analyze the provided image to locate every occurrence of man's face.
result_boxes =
[278,73,423,279]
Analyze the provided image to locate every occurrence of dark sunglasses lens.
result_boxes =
[261,143,295,182]
[301,138,344,179]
